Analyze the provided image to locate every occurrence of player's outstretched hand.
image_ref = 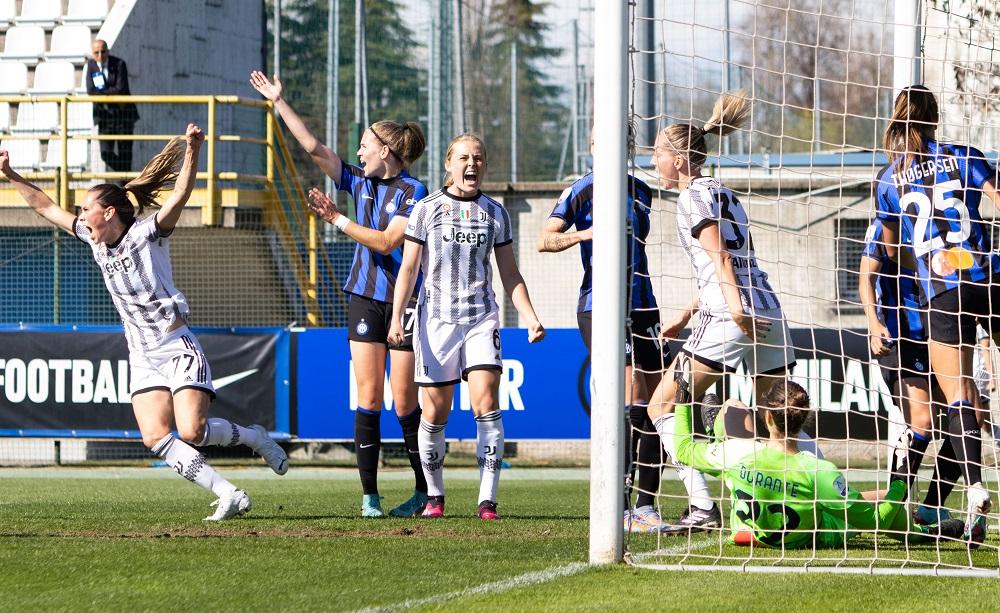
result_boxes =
[661,311,691,341]
[249,70,283,102]
[577,227,593,242]
[0,150,11,177]
[307,187,342,224]
[527,320,545,343]
[387,320,405,348]
[185,123,204,146]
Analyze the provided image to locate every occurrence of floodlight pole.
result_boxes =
[589,0,627,565]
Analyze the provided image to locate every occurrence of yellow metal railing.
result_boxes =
[0,94,327,324]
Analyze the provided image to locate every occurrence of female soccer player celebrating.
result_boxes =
[388,134,545,520]
[646,90,797,532]
[874,85,1000,543]
[664,362,964,548]
[537,126,671,532]
[1,124,289,520]
[250,70,429,517]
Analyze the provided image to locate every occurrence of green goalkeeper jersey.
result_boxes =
[673,404,907,548]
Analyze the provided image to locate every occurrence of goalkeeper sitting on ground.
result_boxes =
[660,355,965,548]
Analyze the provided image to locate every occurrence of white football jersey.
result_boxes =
[676,177,781,315]
[404,189,513,325]
[75,214,190,353]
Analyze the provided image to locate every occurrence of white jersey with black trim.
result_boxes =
[676,176,781,315]
[75,214,189,353]
[404,189,513,325]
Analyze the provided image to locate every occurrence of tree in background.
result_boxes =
[266,0,427,190]
[736,0,892,154]
[464,0,568,181]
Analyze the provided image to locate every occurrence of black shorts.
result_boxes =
[927,278,1000,346]
[347,294,416,350]
[876,337,931,391]
[577,309,672,372]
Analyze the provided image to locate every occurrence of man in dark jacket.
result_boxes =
[86,39,139,172]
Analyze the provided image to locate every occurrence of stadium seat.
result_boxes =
[1,139,42,170]
[0,0,16,30]
[14,0,61,29]
[62,0,110,28]
[0,61,28,94]
[12,102,60,135]
[67,102,94,133]
[45,25,92,64]
[0,26,45,65]
[28,61,76,95]
[41,138,88,171]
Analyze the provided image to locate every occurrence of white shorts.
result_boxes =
[130,326,216,398]
[415,309,502,385]
[682,309,796,376]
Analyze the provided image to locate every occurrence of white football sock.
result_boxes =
[152,434,237,498]
[200,418,260,449]
[654,414,714,511]
[475,410,504,504]
[418,418,447,497]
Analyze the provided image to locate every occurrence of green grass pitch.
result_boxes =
[2,467,1000,611]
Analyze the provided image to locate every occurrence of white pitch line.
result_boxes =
[351,540,717,612]
[350,562,590,613]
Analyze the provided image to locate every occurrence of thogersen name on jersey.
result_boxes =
[739,464,801,497]
[442,226,488,246]
[890,155,959,188]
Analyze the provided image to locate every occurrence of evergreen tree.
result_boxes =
[465,0,568,181]
[266,0,427,190]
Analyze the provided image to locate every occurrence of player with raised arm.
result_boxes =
[250,70,429,518]
[0,124,289,520]
[538,126,671,533]
[645,90,798,533]
[874,85,1000,544]
[858,218,962,524]
[663,358,964,548]
[388,134,545,520]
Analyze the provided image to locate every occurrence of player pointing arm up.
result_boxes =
[251,70,432,518]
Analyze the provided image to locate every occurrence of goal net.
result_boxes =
[615,0,1000,576]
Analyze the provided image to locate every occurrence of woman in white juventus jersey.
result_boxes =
[645,92,797,530]
[388,134,545,520]
[1,124,288,521]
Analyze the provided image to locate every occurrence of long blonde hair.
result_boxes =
[90,137,185,222]
[659,90,750,168]
[443,133,487,187]
[883,85,938,171]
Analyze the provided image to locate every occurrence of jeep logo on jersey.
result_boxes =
[442,226,488,246]
[103,256,134,275]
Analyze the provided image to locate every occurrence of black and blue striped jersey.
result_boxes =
[338,164,428,303]
[861,219,925,341]
[548,172,657,313]
[874,140,999,303]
